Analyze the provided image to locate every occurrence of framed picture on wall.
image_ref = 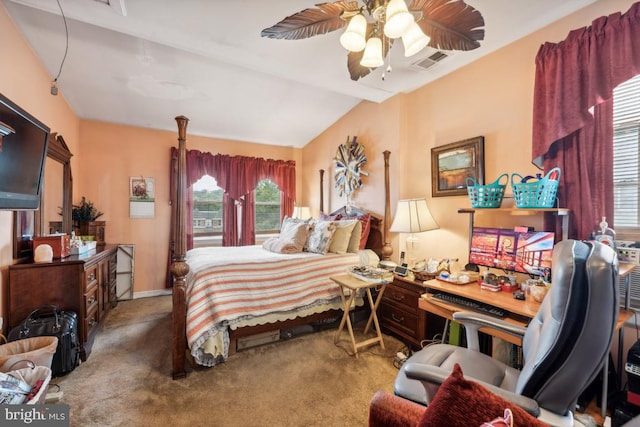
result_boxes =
[431,136,485,197]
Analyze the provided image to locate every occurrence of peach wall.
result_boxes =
[77,120,300,294]
[0,4,80,323]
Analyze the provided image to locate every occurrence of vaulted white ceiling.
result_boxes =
[2,0,597,147]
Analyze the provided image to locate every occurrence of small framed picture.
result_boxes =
[431,136,485,197]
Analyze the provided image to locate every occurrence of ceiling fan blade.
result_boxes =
[348,51,371,81]
[409,0,485,51]
[261,1,361,40]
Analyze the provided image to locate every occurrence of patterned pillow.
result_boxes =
[304,220,337,254]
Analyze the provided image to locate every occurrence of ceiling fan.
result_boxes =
[261,0,485,81]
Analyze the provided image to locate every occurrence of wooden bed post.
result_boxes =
[382,151,393,260]
[172,115,190,379]
[319,169,324,214]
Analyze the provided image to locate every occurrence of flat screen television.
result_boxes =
[0,93,50,210]
[468,227,555,277]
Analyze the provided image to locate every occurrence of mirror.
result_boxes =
[36,132,73,236]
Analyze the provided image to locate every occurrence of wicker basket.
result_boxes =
[413,271,437,281]
[466,174,508,208]
[511,167,561,208]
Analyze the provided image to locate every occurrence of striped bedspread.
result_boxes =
[185,245,361,366]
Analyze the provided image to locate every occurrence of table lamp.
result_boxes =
[389,198,439,267]
[291,206,312,220]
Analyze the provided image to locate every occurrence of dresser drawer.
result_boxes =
[85,305,99,338]
[84,285,99,315]
[85,265,99,291]
[379,303,420,338]
[382,282,419,314]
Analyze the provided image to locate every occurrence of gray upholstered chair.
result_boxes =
[394,239,619,427]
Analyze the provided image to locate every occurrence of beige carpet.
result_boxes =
[54,295,406,427]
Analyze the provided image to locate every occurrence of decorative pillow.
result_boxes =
[278,221,311,252]
[417,364,548,427]
[304,220,337,254]
[347,220,363,253]
[281,215,310,230]
[319,212,342,221]
[328,220,358,254]
[355,213,371,249]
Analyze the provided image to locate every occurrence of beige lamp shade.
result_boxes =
[291,206,312,220]
[389,198,439,236]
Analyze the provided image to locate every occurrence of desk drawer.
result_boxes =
[382,282,419,314]
[380,303,419,338]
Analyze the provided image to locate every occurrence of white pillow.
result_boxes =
[329,220,358,254]
[279,221,311,252]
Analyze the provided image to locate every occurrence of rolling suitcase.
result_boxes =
[8,305,80,377]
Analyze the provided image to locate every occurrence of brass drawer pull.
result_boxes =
[391,313,404,323]
[392,293,405,301]
[88,318,97,328]
[87,296,96,305]
[87,273,96,282]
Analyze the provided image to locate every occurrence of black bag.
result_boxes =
[8,305,80,377]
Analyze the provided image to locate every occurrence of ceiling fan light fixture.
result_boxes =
[360,37,384,68]
[402,22,430,57]
[340,14,367,52]
[383,0,414,38]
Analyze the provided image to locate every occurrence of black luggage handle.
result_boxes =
[23,305,62,332]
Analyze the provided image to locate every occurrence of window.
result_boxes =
[613,74,640,228]
[192,175,223,247]
[255,179,281,235]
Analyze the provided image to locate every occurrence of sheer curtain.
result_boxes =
[532,2,640,239]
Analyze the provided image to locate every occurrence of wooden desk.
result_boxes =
[420,279,541,346]
[331,274,387,357]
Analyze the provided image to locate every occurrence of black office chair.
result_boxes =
[394,239,619,427]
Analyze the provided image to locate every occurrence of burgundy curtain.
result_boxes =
[222,193,237,246]
[241,192,256,246]
[532,2,640,239]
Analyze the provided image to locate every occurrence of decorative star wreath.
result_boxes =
[334,136,368,198]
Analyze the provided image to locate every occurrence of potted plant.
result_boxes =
[72,197,106,244]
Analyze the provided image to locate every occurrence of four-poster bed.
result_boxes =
[170,116,392,379]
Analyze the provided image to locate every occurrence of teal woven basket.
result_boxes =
[511,167,561,208]
[466,174,508,208]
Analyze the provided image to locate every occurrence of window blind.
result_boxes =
[613,74,640,227]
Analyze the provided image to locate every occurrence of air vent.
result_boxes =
[411,50,449,71]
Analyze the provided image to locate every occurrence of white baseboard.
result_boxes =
[132,289,172,299]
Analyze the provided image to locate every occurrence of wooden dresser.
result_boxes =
[8,245,118,361]
[379,275,445,350]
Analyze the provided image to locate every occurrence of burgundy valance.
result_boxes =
[532,1,640,167]
[178,148,296,201]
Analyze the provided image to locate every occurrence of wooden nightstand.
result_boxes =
[379,275,445,350]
